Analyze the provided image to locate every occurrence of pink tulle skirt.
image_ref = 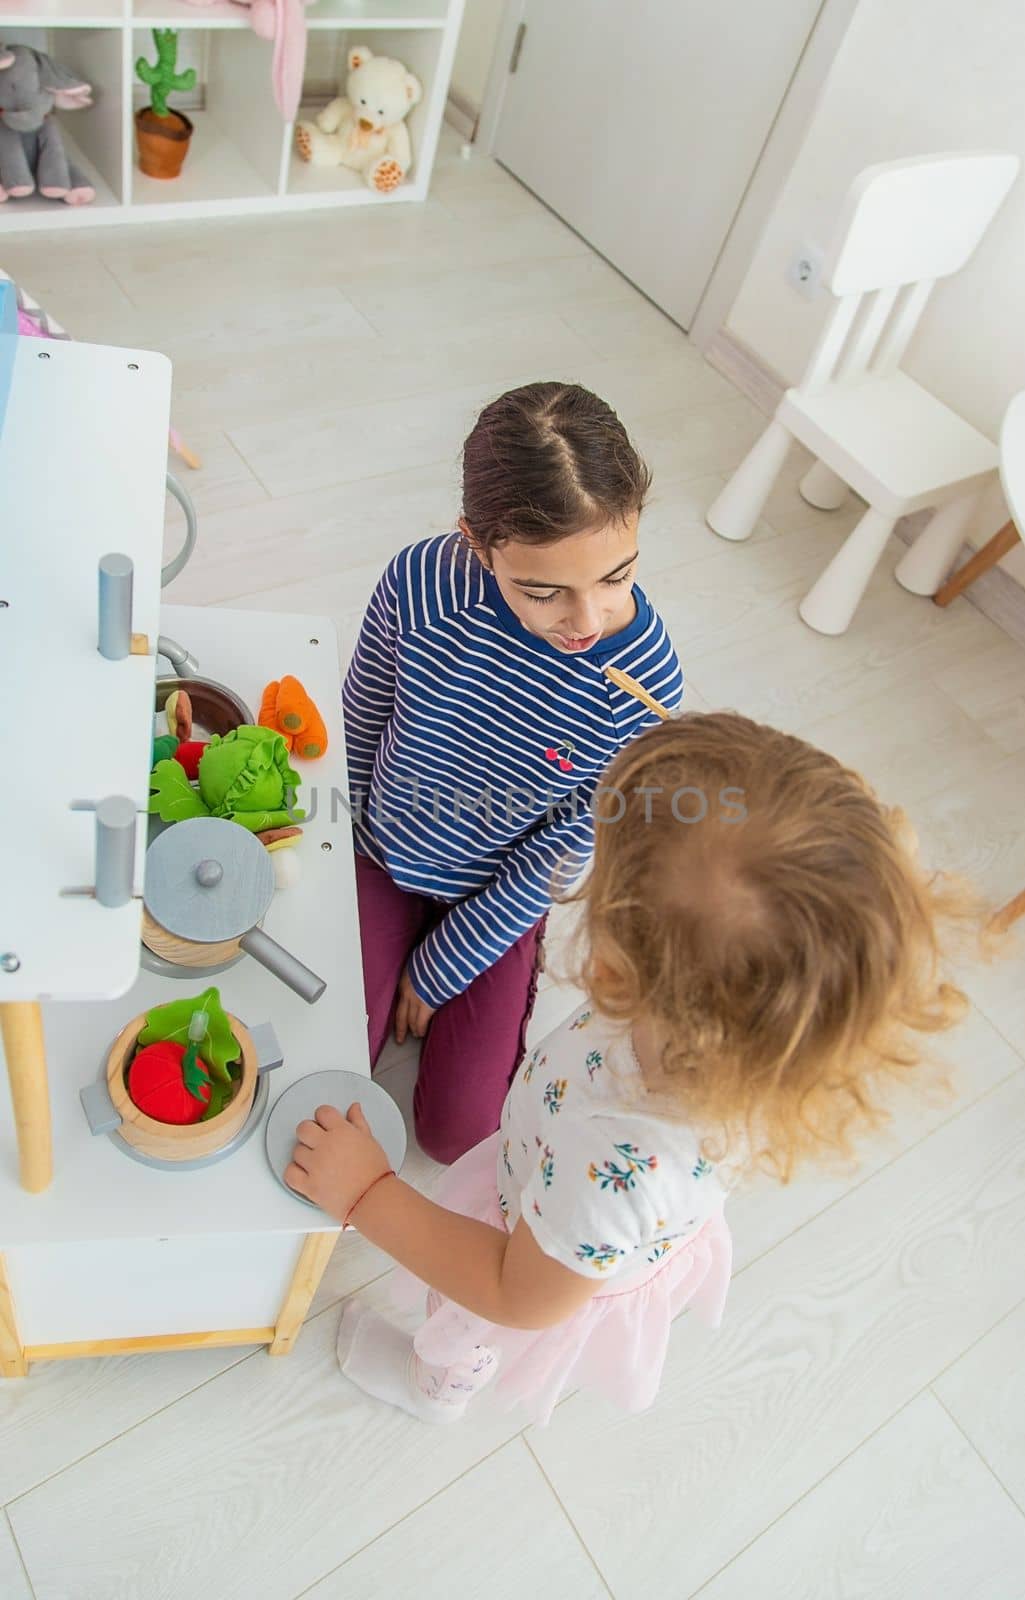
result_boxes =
[393,1133,733,1426]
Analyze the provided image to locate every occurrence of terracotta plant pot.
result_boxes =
[105,1012,258,1162]
[136,106,193,180]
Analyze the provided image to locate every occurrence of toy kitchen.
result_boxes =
[0,284,403,1377]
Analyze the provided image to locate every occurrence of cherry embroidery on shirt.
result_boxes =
[543,738,575,773]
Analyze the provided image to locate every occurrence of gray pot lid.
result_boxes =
[265,1071,408,1212]
[144,817,274,943]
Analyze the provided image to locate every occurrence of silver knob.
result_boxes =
[195,859,223,888]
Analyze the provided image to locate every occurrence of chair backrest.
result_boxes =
[826,152,1019,293]
[800,151,1019,390]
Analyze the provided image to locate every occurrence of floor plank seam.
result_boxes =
[216,439,457,520]
[3,1506,37,1600]
[906,729,1025,820]
[728,1058,1025,1285]
[918,677,1011,790]
[286,1433,529,1600]
[220,439,277,503]
[220,433,275,503]
[2,1340,263,1512]
[96,258,138,320]
[926,1291,1025,1397]
[930,1387,1025,1520]
[303,1267,392,1326]
[629,389,757,428]
[962,1001,1025,1069]
[522,1437,616,1599]
[681,1380,993,1599]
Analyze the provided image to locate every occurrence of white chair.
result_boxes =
[706,152,1020,635]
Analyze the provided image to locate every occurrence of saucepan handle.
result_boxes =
[80,1080,121,1137]
[249,1021,285,1074]
[239,927,326,1005]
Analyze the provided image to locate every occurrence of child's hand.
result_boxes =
[286,1103,391,1223]
[394,967,436,1044]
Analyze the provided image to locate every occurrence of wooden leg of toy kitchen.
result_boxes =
[0,1254,28,1377]
[269,1232,338,1357]
[0,1001,53,1194]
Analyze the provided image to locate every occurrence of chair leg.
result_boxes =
[932,520,1021,608]
[798,460,849,511]
[799,506,897,636]
[893,492,982,597]
[706,420,792,543]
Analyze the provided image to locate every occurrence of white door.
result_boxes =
[491,0,823,329]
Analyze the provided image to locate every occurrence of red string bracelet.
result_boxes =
[344,1169,396,1228]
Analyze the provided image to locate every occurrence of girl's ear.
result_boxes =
[458,517,490,569]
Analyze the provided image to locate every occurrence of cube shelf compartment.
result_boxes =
[0,0,463,230]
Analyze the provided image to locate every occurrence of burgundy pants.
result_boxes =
[355,853,546,1165]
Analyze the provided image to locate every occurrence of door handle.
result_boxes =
[509,22,526,74]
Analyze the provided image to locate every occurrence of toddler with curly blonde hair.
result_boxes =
[289,712,972,1425]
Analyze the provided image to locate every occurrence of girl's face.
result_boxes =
[463,514,640,653]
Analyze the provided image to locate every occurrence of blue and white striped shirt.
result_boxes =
[342,533,683,1010]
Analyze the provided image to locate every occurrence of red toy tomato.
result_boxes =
[127,1040,210,1124]
[173,740,207,782]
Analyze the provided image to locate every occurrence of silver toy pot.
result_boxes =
[155,675,253,738]
[141,817,326,1005]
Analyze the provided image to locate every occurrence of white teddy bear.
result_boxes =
[295,45,422,192]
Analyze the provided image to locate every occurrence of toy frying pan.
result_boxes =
[142,816,326,1004]
[265,1070,407,1213]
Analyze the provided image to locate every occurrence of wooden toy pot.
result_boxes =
[83,1014,283,1163]
[141,817,326,1004]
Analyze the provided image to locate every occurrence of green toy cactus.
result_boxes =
[136,30,195,120]
[135,30,196,179]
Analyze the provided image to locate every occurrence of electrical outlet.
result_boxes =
[786,243,824,300]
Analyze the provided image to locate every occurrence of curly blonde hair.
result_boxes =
[570,713,976,1182]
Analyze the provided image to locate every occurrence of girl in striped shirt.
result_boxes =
[343,382,683,1162]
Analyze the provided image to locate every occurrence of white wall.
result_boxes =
[451,0,505,111]
[727,0,1025,584]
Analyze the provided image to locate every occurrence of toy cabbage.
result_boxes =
[148,725,305,832]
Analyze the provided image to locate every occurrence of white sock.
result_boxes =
[336,1305,468,1425]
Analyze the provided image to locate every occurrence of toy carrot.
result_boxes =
[258,681,280,732]
[259,676,328,760]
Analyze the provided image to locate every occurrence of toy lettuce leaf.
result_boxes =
[220,806,306,833]
[273,739,301,800]
[200,1080,232,1121]
[148,759,210,823]
[138,986,240,1082]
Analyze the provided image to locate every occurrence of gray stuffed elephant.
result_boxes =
[0,43,95,204]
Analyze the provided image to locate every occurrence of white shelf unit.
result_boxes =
[0,0,463,230]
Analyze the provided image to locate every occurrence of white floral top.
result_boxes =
[498,1006,726,1287]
